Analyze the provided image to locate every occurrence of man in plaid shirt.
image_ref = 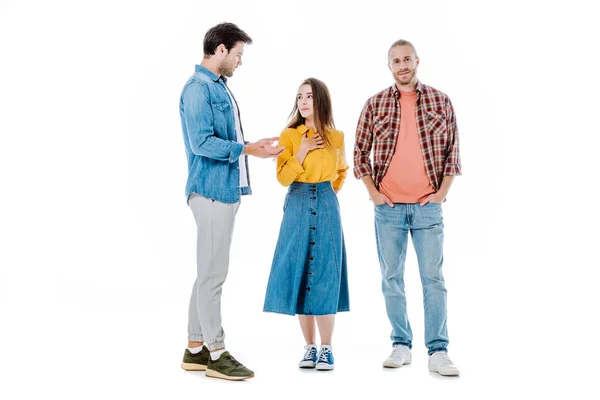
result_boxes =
[353,40,461,376]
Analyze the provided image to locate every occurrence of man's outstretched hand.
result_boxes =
[244,137,285,158]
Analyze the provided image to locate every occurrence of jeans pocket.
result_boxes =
[374,203,388,214]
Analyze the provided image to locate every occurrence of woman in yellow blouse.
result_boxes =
[263,78,349,371]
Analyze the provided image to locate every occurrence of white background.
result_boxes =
[1,0,598,398]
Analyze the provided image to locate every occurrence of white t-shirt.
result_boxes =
[224,84,249,190]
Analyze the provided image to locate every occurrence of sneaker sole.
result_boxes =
[382,359,412,368]
[299,361,316,368]
[315,364,334,371]
[181,362,207,371]
[429,367,460,376]
[205,369,254,381]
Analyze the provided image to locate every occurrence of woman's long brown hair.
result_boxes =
[287,78,335,148]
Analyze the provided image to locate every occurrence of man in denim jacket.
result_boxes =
[178,23,283,381]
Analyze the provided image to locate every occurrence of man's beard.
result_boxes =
[394,69,416,85]
[220,60,235,77]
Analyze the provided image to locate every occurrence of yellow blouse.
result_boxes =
[276,124,349,189]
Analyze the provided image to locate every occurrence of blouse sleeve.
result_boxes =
[276,129,305,186]
[332,132,349,190]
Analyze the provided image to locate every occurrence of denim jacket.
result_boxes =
[179,65,252,204]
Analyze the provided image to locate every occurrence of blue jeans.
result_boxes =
[374,202,449,354]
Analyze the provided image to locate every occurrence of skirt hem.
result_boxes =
[263,308,350,316]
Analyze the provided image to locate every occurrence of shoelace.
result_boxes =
[303,347,317,361]
[223,355,242,367]
[318,348,332,363]
[391,345,408,357]
[432,352,453,366]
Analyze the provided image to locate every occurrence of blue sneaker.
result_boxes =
[299,345,318,368]
[315,347,334,371]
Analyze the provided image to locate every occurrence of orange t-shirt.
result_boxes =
[379,90,435,203]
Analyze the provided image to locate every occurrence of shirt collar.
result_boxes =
[296,124,309,135]
[195,65,223,83]
[391,80,424,98]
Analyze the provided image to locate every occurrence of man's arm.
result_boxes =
[353,101,375,181]
[354,102,394,207]
[361,175,394,207]
[443,97,461,176]
[183,82,283,160]
[182,82,244,163]
[420,97,461,205]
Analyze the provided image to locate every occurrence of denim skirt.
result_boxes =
[263,181,349,316]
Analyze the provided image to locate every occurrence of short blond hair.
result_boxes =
[388,39,418,59]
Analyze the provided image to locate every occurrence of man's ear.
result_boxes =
[216,44,227,57]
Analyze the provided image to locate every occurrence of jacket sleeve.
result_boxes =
[182,82,244,163]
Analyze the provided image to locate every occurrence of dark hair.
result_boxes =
[388,39,418,58]
[203,22,252,56]
[288,78,335,149]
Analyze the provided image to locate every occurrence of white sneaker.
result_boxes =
[428,351,460,376]
[382,344,412,368]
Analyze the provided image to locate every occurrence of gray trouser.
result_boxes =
[187,194,239,351]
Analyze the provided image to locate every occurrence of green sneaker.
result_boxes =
[205,351,254,381]
[181,346,209,371]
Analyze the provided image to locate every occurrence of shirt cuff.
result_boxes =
[229,142,245,163]
[353,164,373,180]
[332,179,345,191]
[443,163,462,176]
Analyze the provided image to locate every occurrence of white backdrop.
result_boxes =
[1,0,598,398]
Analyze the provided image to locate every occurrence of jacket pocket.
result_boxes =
[211,101,231,131]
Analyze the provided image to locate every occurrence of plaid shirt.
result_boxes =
[353,81,461,191]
